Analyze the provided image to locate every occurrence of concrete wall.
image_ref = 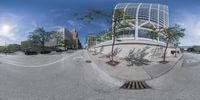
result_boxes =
[90,39,178,59]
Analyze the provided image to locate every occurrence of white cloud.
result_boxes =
[173,11,200,46]
[68,20,76,26]
[0,12,22,45]
[49,8,71,13]
[67,20,86,30]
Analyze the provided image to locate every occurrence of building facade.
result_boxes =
[71,28,82,49]
[58,28,72,41]
[113,3,168,42]
[88,3,177,59]
[86,34,97,48]
[45,27,82,49]
[45,28,72,47]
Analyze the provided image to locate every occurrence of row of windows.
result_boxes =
[138,8,149,20]
[116,30,135,38]
[116,3,168,12]
[126,7,137,18]
[114,3,168,26]
[138,29,158,40]
[116,8,168,26]
[115,29,166,42]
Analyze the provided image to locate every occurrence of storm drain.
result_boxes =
[85,60,92,63]
[120,81,150,90]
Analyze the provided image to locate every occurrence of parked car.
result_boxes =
[56,49,64,52]
[40,50,51,54]
[4,51,15,54]
[24,49,38,55]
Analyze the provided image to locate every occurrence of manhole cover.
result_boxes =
[120,81,150,90]
[86,60,92,63]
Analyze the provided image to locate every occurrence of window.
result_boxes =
[138,4,150,20]
[159,35,166,43]
[138,8,149,20]
[150,9,158,23]
[159,10,164,25]
[117,29,135,38]
[138,29,157,40]
[126,7,137,19]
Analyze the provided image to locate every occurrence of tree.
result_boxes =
[62,39,70,50]
[174,42,180,57]
[147,26,160,40]
[21,41,30,50]
[162,25,185,62]
[7,44,19,52]
[148,24,185,63]
[29,27,52,51]
[76,9,131,65]
[51,31,63,48]
[70,40,77,49]
[0,46,5,53]
[110,9,125,64]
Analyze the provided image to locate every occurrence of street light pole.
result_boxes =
[5,40,7,56]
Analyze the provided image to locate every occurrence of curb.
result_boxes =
[145,54,184,81]
[1,51,79,68]
[84,50,124,87]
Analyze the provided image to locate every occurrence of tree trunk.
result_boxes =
[111,20,116,62]
[175,47,177,57]
[56,39,59,48]
[163,42,169,62]
[65,45,67,51]
[42,41,45,52]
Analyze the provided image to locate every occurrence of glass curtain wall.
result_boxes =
[138,29,157,40]
[116,29,135,38]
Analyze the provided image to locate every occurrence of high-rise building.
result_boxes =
[71,28,82,49]
[57,28,72,41]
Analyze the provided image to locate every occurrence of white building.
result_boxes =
[45,28,72,47]
[91,3,178,59]
[57,28,72,40]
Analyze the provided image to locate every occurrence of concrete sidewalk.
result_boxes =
[87,51,183,81]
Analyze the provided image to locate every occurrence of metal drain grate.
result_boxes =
[120,81,150,89]
[85,60,92,63]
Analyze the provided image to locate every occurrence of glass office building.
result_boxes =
[87,3,169,47]
[87,3,175,58]
[113,3,169,42]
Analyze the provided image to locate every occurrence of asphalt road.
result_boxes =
[0,50,120,100]
[0,51,200,100]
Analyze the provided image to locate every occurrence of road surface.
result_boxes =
[0,51,199,100]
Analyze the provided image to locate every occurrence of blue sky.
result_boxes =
[0,0,200,46]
